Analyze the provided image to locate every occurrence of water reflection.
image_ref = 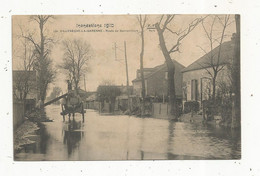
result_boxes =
[165,121,241,159]
[18,123,50,155]
[38,123,50,154]
[120,117,241,160]
[62,118,84,156]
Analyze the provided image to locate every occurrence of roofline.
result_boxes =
[145,64,166,80]
[181,63,228,73]
[132,65,164,82]
[132,59,185,82]
[182,41,232,73]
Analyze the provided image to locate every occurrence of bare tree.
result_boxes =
[13,27,36,100]
[60,39,92,93]
[199,15,232,105]
[137,15,147,116]
[155,15,204,119]
[22,15,56,103]
[13,71,36,100]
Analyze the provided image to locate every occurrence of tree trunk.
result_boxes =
[155,25,178,119]
[212,77,216,102]
[211,75,217,116]
[140,24,146,116]
[232,15,241,129]
[167,65,177,118]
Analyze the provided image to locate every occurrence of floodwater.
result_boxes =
[15,105,241,160]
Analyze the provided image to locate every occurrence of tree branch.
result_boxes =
[168,17,204,54]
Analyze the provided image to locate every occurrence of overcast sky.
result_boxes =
[12,15,236,94]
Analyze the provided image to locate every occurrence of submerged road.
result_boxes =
[15,105,241,160]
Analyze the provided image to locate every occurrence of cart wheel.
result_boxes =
[81,103,85,122]
[61,105,65,122]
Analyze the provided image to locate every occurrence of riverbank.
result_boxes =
[14,120,40,152]
[14,110,53,154]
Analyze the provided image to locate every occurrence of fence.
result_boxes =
[13,101,25,130]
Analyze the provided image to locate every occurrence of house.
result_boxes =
[95,85,133,113]
[132,59,185,102]
[181,40,234,107]
[13,70,37,129]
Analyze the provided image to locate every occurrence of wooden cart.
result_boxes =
[60,91,86,122]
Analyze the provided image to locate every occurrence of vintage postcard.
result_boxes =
[12,15,241,161]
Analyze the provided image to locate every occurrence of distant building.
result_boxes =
[85,92,99,110]
[114,85,133,111]
[132,60,185,102]
[182,40,234,106]
[95,85,133,112]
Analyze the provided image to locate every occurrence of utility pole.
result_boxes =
[124,41,131,112]
[113,41,131,112]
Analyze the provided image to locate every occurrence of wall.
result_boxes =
[13,101,25,130]
[132,81,142,97]
[146,68,167,97]
[146,65,183,98]
[182,66,230,103]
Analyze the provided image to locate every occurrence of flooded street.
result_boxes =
[15,105,241,160]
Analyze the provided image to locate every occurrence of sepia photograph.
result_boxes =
[12,14,241,161]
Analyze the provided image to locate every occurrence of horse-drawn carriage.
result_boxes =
[60,90,86,121]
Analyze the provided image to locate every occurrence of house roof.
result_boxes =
[132,59,185,82]
[182,41,234,73]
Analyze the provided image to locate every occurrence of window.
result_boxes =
[191,79,198,101]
